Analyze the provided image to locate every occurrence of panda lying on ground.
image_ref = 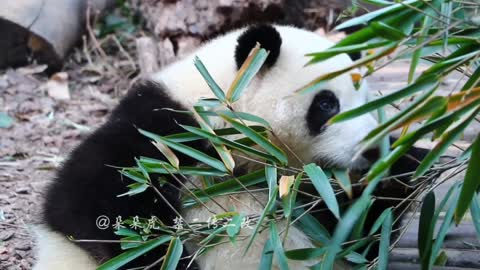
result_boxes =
[33,24,427,269]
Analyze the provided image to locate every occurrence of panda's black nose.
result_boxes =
[361,147,381,163]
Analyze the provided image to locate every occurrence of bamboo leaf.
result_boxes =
[220,114,288,165]
[160,237,183,270]
[462,65,480,91]
[305,40,391,62]
[139,129,228,172]
[178,124,275,162]
[152,141,180,169]
[119,169,148,184]
[194,56,226,101]
[303,164,340,219]
[455,134,480,224]
[329,74,439,124]
[266,165,278,199]
[117,183,149,197]
[283,173,303,219]
[414,108,480,177]
[418,191,435,266]
[470,194,480,239]
[270,221,290,270]
[332,169,352,199]
[335,0,419,30]
[300,43,398,94]
[259,239,274,270]
[183,169,265,207]
[226,43,269,103]
[321,194,372,269]
[430,186,460,267]
[226,213,243,242]
[292,207,331,245]
[370,21,406,40]
[244,186,278,255]
[97,235,172,270]
[377,209,393,270]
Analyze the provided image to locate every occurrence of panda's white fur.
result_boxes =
[34,25,377,270]
[154,25,376,169]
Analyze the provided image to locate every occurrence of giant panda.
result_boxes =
[33,24,426,270]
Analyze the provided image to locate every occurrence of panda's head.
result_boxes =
[154,24,378,171]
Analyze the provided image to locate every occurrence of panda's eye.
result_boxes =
[314,90,339,112]
[306,90,340,136]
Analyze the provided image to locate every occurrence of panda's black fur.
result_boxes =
[39,24,428,269]
[43,82,206,268]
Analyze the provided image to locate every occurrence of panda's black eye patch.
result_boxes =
[306,90,340,136]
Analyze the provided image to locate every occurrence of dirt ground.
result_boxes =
[0,32,477,270]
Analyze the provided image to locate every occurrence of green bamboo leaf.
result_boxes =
[418,191,435,267]
[434,251,448,266]
[194,56,226,101]
[321,194,372,270]
[119,169,148,184]
[470,194,480,239]
[178,124,277,162]
[330,74,439,124]
[115,228,139,237]
[455,134,480,224]
[345,252,368,264]
[183,169,265,207]
[139,129,228,172]
[362,0,396,6]
[266,165,277,200]
[217,110,271,128]
[334,0,419,30]
[292,207,331,245]
[370,21,407,40]
[303,163,340,219]
[367,144,411,181]
[393,97,480,148]
[195,98,223,107]
[244,186,278,255]
[351,200,374,240]
[160,237,183,270]
[140,160,227,177]
[462,65,480,91]
[368,207,393,235]
[305,40,391,62]
[301,43,398,94]
[270,222,290,270]
[220,114,288,165]
[414,108,480,177]
[164,126,266,143]
[408,15,431,83]
[97,235,172,270]
[119,235,143,250]
[377,209,393,270]
[422,51,479,76]
[360,95,446,158]
[226,213,244,243]
[430,186,460,267]
[332,169,352,199]
[282,173,303,219]
[285,247,326,261]
[117,183,149,197]
[259,239,274,270]
[226,44,269,102]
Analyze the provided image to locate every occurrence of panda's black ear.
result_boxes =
[235,24,282,70]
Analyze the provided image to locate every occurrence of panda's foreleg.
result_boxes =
[33,225,97,270]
